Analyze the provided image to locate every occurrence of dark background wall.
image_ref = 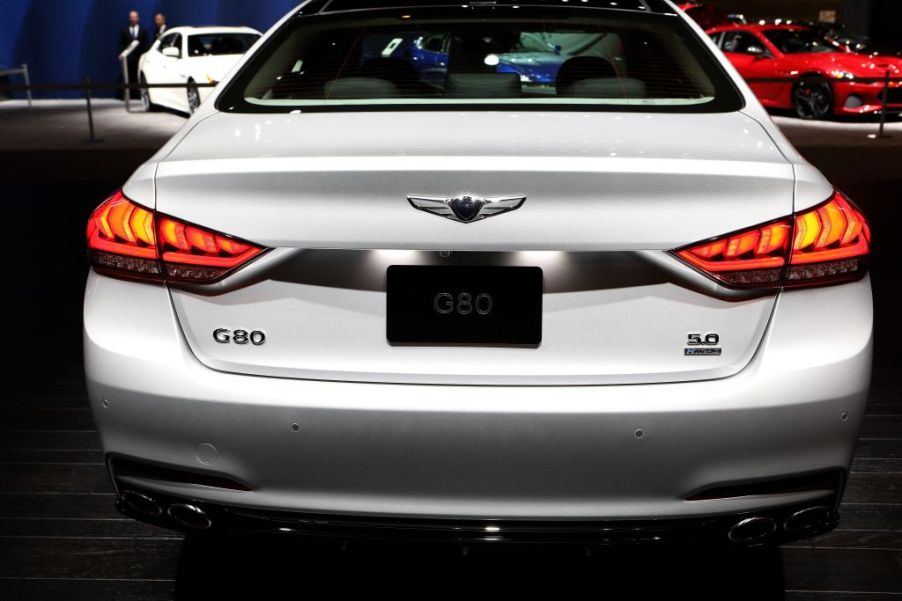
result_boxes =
[701,0,901,48]
[868,1,902,50]
[2,0,902,95]
[0,0,298,96]
[702,0,843,21]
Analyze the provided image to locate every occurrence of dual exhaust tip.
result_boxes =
[727,506,832,544]
[120,490,213,530]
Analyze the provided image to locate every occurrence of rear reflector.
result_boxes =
[87,191,265,283]
[675,191,870,288]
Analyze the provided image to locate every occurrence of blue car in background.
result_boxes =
[363,32,575,86]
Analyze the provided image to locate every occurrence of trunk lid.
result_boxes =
[156,110,793,385]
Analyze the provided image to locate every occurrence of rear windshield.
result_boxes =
[218,7,743,113]
[188,33,260,57]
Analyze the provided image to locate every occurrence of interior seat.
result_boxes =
[556,55,645,98]
[444,72,521,98]
[443,32,522,98]
[556,56,617,93]
[323,77,401,99]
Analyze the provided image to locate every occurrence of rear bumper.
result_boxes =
[84,273,872,540]
[113,483,839,545]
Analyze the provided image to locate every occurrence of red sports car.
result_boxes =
[707,24,902,119]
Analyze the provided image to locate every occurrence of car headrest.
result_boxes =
[324,77,401,99]
[560,77,646,99]
[556,56,617,94]
[444,73,521,98]
[358,58,420,86]
[447,32,519,72]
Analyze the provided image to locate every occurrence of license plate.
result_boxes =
[386,266,542,346]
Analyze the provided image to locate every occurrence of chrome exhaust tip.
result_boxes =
[784,506,831,534]
[167,503,213,530]
[728,516,777,544]
[120,490,162,518]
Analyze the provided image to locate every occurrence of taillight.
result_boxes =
[86,192,162,278]
[675,219,791,287]
[786,192,870,283]
[674,191,870,288]
[87,191,266,283]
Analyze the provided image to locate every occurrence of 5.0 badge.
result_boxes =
[685,332,721,356]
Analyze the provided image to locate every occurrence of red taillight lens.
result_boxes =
[87,191,265,283]
[787,192,870,283]
[157,216,263,281]
[674,191,870,288]
[676,219,792,287]
[87,191,163,278]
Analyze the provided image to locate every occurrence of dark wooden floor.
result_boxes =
[1,368,900,599]
[1,113,901,598]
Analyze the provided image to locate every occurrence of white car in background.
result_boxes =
[138,26,261,115]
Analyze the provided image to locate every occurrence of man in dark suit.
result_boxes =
[118,10,149,98]
[154,13,168,39]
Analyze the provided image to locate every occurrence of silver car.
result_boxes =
[84,0,872,546]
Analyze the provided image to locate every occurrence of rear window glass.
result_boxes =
[218,8,743,113]
[188,33,260,57]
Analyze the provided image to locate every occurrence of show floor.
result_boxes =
[1,100,900,599]
[0,100,185,183]
[0,99,186,151]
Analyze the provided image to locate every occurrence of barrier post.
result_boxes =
[22,63,32,107]
[84,77,98,143]
[878,69,890,139]
[119,40,139,113]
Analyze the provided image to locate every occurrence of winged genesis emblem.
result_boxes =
[407,194,526,223]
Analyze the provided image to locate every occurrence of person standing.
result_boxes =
[154,13,168,39]
[118,10,149,97]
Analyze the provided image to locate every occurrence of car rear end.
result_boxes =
[84,0,872,546]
